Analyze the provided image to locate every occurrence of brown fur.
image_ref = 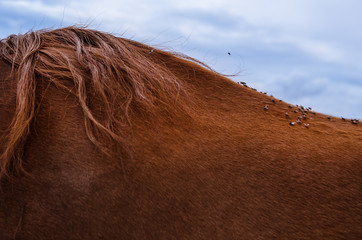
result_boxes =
[0,27,361,239]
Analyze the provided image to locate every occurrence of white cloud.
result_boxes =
[169,0,361,68]
[2,0,65,18]
[260,34,347,64]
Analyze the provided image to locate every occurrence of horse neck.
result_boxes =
[0,60,17,154]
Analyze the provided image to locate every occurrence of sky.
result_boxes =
[1,0,361,119]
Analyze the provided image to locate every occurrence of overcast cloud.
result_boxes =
[1,0,361,118]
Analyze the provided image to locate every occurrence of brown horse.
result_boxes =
[0,27,361,240]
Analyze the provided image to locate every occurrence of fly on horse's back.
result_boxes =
[0,27,361,240]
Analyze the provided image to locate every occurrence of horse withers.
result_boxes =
[0,27,361,239]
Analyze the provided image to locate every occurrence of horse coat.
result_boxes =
[0,27,361,239]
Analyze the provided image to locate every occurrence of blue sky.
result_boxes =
[1,0,361,118]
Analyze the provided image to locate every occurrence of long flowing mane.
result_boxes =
[0,27,195,178]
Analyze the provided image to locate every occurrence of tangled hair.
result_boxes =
[0,27,192,178]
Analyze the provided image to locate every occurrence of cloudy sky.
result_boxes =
[1,0,361,118]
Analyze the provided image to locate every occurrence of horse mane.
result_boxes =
[0,27,195,178]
